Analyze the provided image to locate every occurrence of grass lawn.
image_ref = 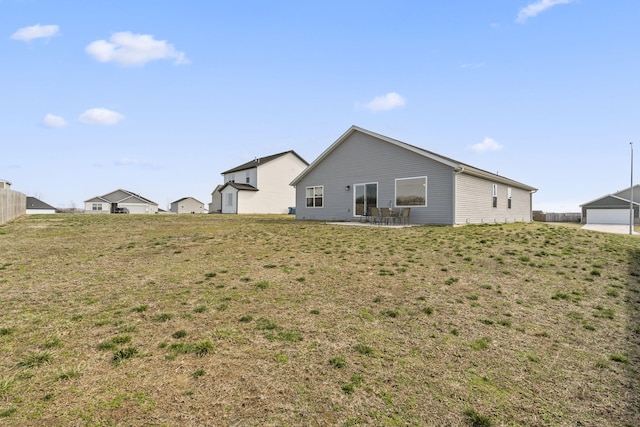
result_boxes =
[0,214,638,426]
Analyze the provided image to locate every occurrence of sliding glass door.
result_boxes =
[354,183,378,216]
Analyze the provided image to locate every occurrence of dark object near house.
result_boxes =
[114,207,129,214]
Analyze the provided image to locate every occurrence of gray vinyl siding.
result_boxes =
[294,132,454,224]
[455,173,532,224]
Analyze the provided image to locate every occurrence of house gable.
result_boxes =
[291,126,536,192]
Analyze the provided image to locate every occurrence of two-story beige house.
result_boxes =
[211,151,308,214]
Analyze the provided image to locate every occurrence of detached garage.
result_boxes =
[581,185,639,224]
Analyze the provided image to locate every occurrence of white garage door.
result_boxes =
[586,209,630,224]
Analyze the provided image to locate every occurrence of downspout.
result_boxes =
[530,189,538,222]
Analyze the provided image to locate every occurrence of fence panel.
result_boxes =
[0,188,26,224]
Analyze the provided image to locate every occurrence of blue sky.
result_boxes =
[2,0,638,212]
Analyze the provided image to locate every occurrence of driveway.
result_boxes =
[581,224,638,235]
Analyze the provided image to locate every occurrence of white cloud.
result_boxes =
[42,113,67,128]
[79,108,125,125]
[516,0,575,23]
[85,32,189,66]
[361,92,406,112]
[11,24,60,42]
[470,137,503,153]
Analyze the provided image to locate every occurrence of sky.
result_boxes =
[2,0,638,212]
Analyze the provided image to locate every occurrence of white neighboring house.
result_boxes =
[212,150,308,214]
[170,197,205,214]
[26,197,57,214]
[84,189,159,214]
[208,185,223,214]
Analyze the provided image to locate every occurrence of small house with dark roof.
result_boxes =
[26,196,57,214]
[211,150,308,214]
[84,189,159,214]
[290,126,537,225]
[170,197,205,214]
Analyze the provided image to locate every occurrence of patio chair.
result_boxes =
[380,207,394,225]
[368,207,381,224]
[399,208,410,225]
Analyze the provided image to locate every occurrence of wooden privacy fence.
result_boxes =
[533,211,582,223]
[0,188,26,225]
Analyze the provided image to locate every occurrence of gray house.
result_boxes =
[290,126,537,225]
[26,196,56,214]
[580,185,639,224]
[84,189,159,214]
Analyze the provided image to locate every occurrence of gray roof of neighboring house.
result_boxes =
[222,150,308,175]
[219,182,258,192]
[26,196,56,210]
[290,126,537,191]
[84,189,158,205]
[581,184,640,207]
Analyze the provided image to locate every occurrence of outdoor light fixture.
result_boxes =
[345,185,350,191]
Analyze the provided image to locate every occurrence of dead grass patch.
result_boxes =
[0,214,638,425]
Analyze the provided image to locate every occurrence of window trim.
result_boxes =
[492,184,498,208]
[306,185,324,208]
[353,182,378,217]
[395,176,427,207]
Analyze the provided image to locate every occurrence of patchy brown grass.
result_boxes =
[0,214,638,426]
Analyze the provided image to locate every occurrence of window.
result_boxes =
[492,184,498,208]
[395,177,427,207]
[306,186,323,208]
[507,187,512,209]
[92,203,102,211]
